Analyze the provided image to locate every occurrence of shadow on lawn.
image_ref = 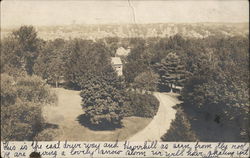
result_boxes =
[76,114,123,131]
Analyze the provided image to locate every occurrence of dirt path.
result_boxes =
[128,92,180,141]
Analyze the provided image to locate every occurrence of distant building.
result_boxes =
[115,47,130,57]
[172,85,183,93]
[111,57,123,76]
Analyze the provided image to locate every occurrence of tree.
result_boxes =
[123,39,152,83]
[64,39,111,89]
[161,109,198,141]
[12,26,41,75]
[33,39,66,87]
[134,70,159,91]
[182,65,249,141]
[123,60,149,83]
[1,74,56,141]
[0,36,27,76]
[101,37,119,57]
[154,52,186,92]
[123,91,159,118]
[1,26,42,75]
[80,68,125,129]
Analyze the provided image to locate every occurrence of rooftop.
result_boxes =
[111,57,122,65]
[116,47,130,57]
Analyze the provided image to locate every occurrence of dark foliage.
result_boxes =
[154,52,186,91]
[64,39,112,89]
[1,26,42,75]
[33,38,66,87]
[123,91,159,118]
[79,68,125,128]
[182,66,249,141]
[181,36,249,141]
[161,108,198,141]
[133,70,159,91]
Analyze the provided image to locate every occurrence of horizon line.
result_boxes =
[1,21,249,29]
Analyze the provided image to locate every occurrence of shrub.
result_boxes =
[1,100,43,140]
[0,74,17,106]
[161,108,198,141]
[16,75,57,104]
[33,128,60,141]
[123,91,159,118]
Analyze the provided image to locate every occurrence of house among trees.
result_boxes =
[115,47,130,57]
[111,57,123,76]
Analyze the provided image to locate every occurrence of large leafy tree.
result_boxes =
[133,70,159,91]
[101,37,119,56]
[123,38,153,83]
[64,39,111,89]
[1,26,42,75]
[1,36,26,76]
[33,38,66,87]
[12,26,42,75]
[123,61,149,83]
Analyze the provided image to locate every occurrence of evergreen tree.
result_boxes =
[80,67,125,129]
[161,109,198,141]
[154,52,186,92]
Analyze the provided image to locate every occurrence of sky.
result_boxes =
[1,0,249,27]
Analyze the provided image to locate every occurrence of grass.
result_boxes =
[42,88,153,141]
[53,116,152,141]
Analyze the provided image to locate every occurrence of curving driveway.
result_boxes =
[128,92,180,141]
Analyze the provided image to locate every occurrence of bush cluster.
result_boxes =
[123,91,159,118]
[1,74,56,141]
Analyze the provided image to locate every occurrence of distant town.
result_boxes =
[1,23,248,40]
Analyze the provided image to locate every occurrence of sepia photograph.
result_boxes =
[1,0,249,144]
